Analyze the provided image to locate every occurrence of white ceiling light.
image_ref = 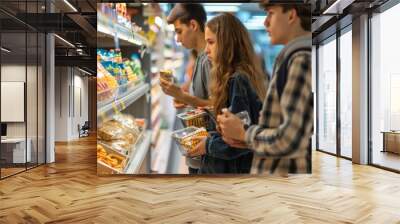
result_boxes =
[155,16,163,27]
[63,0,78,12]
[244,23,266,30]
[244,15,266,30]
[167,24,175,32]
[204,5,239,12]
[54,34,75,48]
[246,15,266,24]
[1,47,11,53]
[203,3,242,6]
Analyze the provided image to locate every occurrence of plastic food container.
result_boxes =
[97,142,127,174]
[172,127,208,156]
[177,109,213,130]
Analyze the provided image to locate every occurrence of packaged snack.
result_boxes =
[98,114,145,155]
[97,120,127,141]
[159,69,173,83]
[112,114,142,134]
[97,143,127,172]
[172,127,208,156]
[177,108,213,129]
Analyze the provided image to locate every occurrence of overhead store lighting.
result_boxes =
[202,3,243,13]
[244,23,266,30]
[54,34,75,48]
[204,5,240,12]
[1,47,11,53]
[155,16,163,27]
[244,15,266,30]
[167,24,175,32]
[203,3,242,6]
[63,0,78,12]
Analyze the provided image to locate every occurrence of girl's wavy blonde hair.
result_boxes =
[207,13,267,114]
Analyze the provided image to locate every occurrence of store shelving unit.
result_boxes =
[97,82,150,125]
[97,5,152,174]
[125,130,152,173]
[97,3,187,174]
[97,13,149,47]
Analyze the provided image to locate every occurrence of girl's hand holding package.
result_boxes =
[186,136,207,157]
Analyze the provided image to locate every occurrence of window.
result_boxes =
[317,36,337,154]
[339,28,352,158]
[371,3,400,171]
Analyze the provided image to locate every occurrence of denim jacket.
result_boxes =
[200,72,264,174]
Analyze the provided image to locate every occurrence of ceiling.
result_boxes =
[0,0,96,74]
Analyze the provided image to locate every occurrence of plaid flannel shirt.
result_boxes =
[245,35,313,175]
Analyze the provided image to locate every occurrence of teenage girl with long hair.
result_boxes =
[188,13,268,173]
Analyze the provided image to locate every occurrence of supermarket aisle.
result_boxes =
[166,116,189,174]
[1,136,400,223]
[96,3,181,175]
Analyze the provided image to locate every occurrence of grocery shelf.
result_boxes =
[98,13,148,47]
[125,130,152,174]
[98,82,150,125]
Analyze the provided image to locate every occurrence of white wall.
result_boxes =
[1,64,45,164]
[54,67,89,141]
[55,66,69,141]
[71,72,89,139]
[1,65,29,138]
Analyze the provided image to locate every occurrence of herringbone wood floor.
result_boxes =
[0,136,400,224]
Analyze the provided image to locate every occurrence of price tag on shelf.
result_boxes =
[112,102,119,114]
[120,101,126,110]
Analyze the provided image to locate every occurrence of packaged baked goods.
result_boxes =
[98,120,137,155]
[98,114,145,155]
[112,114,142,134]
[172,127,208,156]
[97,120,127,141]
[97,143,127,173]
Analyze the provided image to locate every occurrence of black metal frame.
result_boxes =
[336,25,341,158]
[367,10,373,166]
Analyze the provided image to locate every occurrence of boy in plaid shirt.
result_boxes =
[217,2,313,175]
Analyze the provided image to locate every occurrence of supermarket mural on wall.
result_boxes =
[96,3,281,175]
